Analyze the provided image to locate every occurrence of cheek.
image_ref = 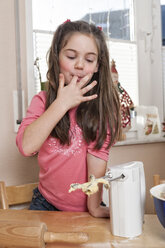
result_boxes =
[59,60,72,73]
[87,69,97,81]
[86,64,98,75]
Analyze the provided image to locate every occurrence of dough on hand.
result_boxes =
[69,175,110,196]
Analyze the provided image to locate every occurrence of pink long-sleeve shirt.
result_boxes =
[16,91,110,212]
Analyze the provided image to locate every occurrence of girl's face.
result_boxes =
[59,33,98,84]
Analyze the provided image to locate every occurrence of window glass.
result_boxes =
[33,0,133,40]
[32,0,137,104]
[161,0,165,45]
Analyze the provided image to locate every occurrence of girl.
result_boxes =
[16,20,121,218]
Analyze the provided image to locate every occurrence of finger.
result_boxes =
[78,73,92,88]
[82,94,98,102]
[81,81,97,95]
[59,73,65,89]
[70,75,78,85]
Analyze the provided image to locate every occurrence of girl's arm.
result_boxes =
[22,98,68,155]
[87,153,110,218]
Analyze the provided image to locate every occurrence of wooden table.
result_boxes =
[0,209,164,248]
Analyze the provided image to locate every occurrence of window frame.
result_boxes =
[134,0,164,121]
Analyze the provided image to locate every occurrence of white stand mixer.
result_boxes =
[107,161,146,238]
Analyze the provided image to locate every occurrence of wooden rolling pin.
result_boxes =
[0,220,89,248]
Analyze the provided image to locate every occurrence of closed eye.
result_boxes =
[67,56,75,60]
[86,59,94,63]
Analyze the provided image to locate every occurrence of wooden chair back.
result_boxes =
[153,174,165,186]
[0,181,38,209]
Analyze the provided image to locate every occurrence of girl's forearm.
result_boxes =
[87,184,109,218]
[22,99,68,156]
[87,153,109,218]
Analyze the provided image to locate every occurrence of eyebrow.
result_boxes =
[64,49,98,56]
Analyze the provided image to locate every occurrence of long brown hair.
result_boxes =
[46,20,121,149]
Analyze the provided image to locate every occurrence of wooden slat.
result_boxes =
[6,182,38,206]
[153,174,165,186]
[0,182,38,208]
[153,174,160,186]
[0,182,9,209]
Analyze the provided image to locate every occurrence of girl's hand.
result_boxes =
[57,73,98,111]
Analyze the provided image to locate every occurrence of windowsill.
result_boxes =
[115,133,165,146]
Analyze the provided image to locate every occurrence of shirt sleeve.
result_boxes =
[16,91,46,157]
[87,130,111,162]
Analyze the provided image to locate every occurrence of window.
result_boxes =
[33,31,53,92]
[30,0,164,122]
[32,0,138,104]
[133,0,164,121]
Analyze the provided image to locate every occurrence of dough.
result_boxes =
[69,175,110,196]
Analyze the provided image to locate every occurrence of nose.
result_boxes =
[74,58,84,69]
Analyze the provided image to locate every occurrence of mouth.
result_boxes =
[71,75,84,82]
[77,77,83,82]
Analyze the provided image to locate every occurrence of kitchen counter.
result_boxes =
[115,134,165,146]
[0,209,164,248]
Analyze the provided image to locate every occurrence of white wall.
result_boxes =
[0,0,39,185]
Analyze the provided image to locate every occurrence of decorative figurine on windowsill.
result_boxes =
[111,59,134,140]
[34,57,48,91]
